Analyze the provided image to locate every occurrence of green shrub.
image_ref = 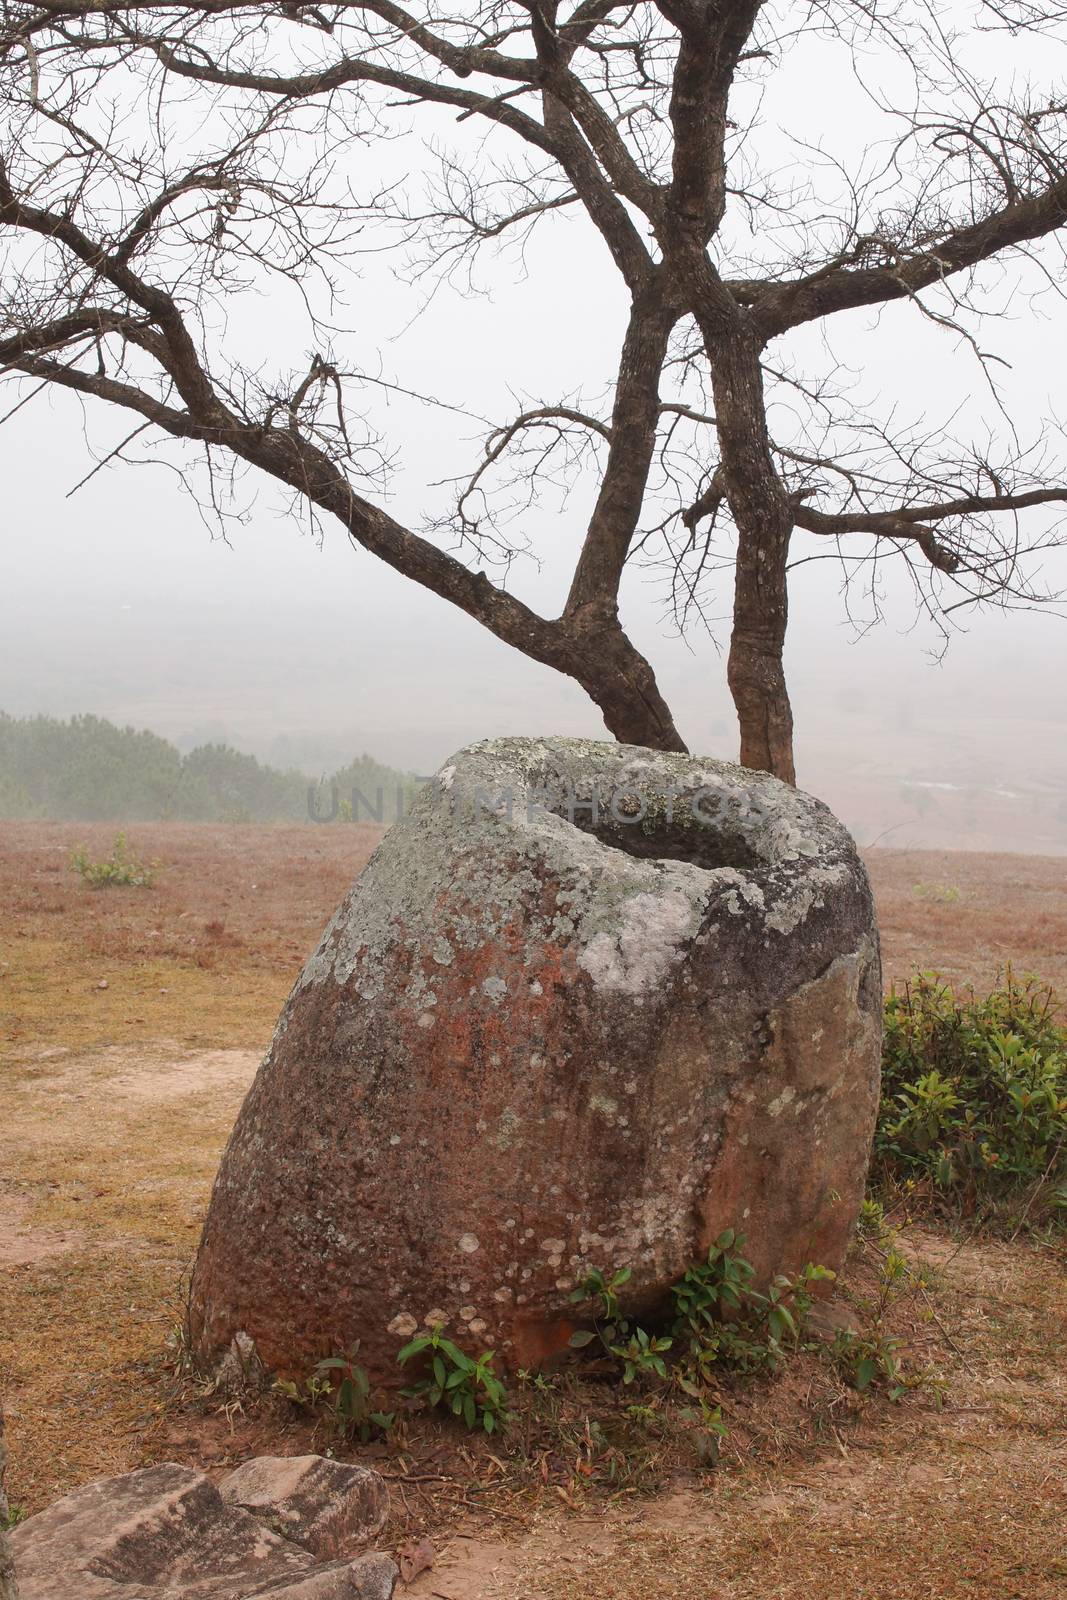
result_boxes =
[69,832,158,888]
[876,971,1067,1225]
[398,1326,510,1434]
[668,1231,833,1381]
[568,1233,832,1393]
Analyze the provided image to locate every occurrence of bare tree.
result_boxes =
[3,0,1067,781]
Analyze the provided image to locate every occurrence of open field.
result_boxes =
[2,822,1065,1597]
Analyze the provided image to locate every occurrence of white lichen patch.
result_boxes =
[765,863,850,936]
[387,1312,418,1338]
[491,1108,520,1150]
[577,889,696,995]
[458,1233,480,1254]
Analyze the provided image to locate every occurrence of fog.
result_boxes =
[3,10,1067,853]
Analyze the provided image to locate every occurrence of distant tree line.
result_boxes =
[0,712,421,823]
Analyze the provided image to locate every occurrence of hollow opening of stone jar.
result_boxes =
[540,774,764,872]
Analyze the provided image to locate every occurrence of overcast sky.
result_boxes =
[2,4,1066,847]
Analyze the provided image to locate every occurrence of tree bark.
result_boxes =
[705,321,797,784]
[566,614,689,752]
[727,543,795,784]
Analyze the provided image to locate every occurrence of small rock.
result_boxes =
[213,1330,266,1395]
[220,1457,389,1560]
[96,979,109,991]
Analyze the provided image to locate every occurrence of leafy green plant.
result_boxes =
[670,1230,833,1381]
[273,1347,394,1442]
[830,1325,911,1399]
[878,971,1067,1224]
[610,1325,674,1385]
[569,1233,831,1399]
[397,1326,509,1433]
[1,1500,25,1532]
[567,1266,673,1384]
[856,1197,889,1242]
[70,831,157,888]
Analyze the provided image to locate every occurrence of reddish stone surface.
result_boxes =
[189,738,881,1385]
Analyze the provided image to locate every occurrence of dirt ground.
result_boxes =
[1,822,1065,1597]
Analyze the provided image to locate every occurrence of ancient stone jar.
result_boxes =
[189,738,881,1384]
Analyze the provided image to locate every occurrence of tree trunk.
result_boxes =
[567,610,689,753]
[704,320,798,783]
[727,530,796,783]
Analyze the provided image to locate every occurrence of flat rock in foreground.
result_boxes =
[219,1456,388,1559]
[9,1462,395,1600]
[190,737,882,1383]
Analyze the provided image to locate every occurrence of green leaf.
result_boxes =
[855,1357,878,1391]
[568,1329,596,1349]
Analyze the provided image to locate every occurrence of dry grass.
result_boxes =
[0,820,381,1054]
[864,847,1067,1000]
[2,822,1066,1597]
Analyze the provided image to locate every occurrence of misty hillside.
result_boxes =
[0,713,422,824]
